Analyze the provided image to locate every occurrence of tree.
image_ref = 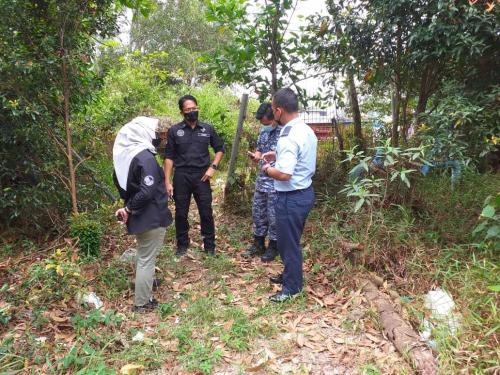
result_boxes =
[0,0,153,229]
[305,0,499,150]
[205,0,308,100]
[302,2,371,150]
[130,0,228,85]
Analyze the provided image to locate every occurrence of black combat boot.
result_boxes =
[261,239,279,262]
[242,236,266,258]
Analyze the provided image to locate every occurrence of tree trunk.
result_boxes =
[268,2,281,95]
[391,24,403,147]
[401,96,408,144]
[332,118,347,162]
[359,279,438,375]
[414,63,439,126]
[224,93,249,198]
[347,72,364,151]
[391,78,401,147]
[61,33,78,214]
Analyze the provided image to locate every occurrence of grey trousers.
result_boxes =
[135,227,166,306]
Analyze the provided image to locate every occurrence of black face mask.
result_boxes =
[184,111,199,122]
[152,137,161,147]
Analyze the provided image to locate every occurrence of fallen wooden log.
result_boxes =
[359,278,438,375]
[367,272,402,302]
[338,239,365,252]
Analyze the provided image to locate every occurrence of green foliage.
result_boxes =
[341,141,427,211]
[70,213,103,258]
[0,304,11,325]
[96,261,129,300]
[304,0,499,148]
[158,303,175,319]
[0,0,153,233]
[178,340,222,374]
[419,82,500,166]
[72,310,124,335]
[205,0,308,99]
[23,248,83,307]
[130,0,228,84]
[473,193,500,251]
[415,172,499,245]
[0,336,24,373]
[423,245,499,372]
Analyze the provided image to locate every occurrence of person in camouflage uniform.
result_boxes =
[242,103,282,262]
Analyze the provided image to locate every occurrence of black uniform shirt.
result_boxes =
[113,149,173,234]
[164,121,224,168]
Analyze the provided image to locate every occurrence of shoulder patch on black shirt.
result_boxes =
[280,126,292,137]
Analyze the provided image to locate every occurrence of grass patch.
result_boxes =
[95,260,129,300]
[426,246,499,372]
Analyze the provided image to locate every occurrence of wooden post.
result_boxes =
[224,93,249,198]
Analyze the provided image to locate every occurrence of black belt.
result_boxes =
[175,166,207,172]
[276,186,312,195]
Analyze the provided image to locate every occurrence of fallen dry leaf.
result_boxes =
[323,294,337,307]
[120,363,145,374]
[45,310,69,323]
[245,360,268,372]
[296,333,305,347]
[223,319,234,331]
[365,332,382,343]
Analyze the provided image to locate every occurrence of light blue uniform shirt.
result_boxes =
[274,117,317,192]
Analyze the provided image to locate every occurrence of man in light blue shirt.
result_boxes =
[261,88,317,302]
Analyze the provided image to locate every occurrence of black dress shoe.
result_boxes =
[269,291,297,303]
[261,240,278,262]
[133,298,159,313]
[269,274,283,284]
[175,247,187,257]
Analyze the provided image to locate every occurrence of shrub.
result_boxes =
[473,192,500,251]
[70,213,103,258]
[23,248,83,307]
[414,171,499,244]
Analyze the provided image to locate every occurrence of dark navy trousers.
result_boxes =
[276,186,315,294]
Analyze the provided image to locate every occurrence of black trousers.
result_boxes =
[173,167,215,250]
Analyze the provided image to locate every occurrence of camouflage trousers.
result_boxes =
[252,190,278,240]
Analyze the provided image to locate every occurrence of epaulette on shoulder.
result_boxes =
[280,126,292,137]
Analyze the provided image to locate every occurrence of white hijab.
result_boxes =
[113,116,159,190]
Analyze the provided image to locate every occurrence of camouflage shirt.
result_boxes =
[255,125,282,192]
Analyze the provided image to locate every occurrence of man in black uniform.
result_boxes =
[164,95,224,256]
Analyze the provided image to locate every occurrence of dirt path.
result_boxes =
[1,192,412,374]
[139,195,412,374]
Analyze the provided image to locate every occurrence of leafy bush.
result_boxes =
[420,82,499,169]
[0,303,11,325]
[96,260,129,299]
[341,141,427,211]
[24,248,83,307]
[473,193,500,251]
[70,213,103,258]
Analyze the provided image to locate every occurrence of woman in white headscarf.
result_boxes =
[113,116,172,313]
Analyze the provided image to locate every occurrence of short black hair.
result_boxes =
[255,102,273,120]
[273,88,299,113]
[178,95,198,111]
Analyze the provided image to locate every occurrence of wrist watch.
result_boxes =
[211,163,218,170]
[124,206,132,214]
[263,165,271,175]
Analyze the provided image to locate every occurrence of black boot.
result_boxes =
[242,236,266,258]
[261,239,278,262]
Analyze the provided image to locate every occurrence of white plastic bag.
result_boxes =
[420,288,460,348]
[77,292,104,309]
